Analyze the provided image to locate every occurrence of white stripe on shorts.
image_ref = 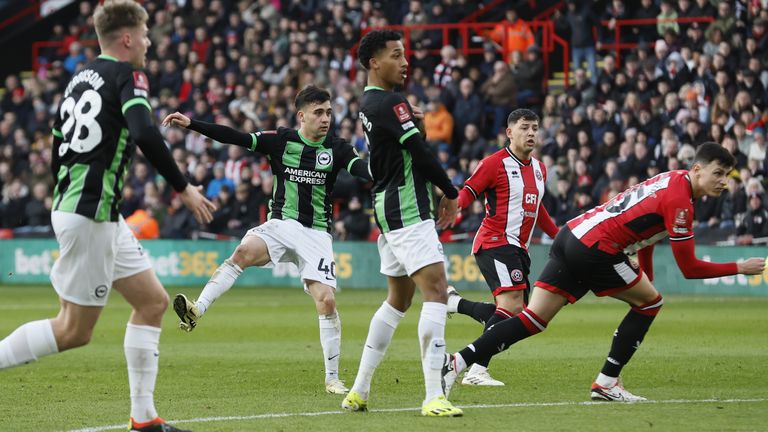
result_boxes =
[494,259,512,286]
[613,262,637,285]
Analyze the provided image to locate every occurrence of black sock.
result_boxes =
[457,299,496,325]
[458,308,547,367]
[600,298,662,377]
[474,310,513,367]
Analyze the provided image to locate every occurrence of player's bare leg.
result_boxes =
[174,235,269,331]
[591,273,661,402]
[410,262,462,417]
[306,280,348,394]
[0,299,100,369]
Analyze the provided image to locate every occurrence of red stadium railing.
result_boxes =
[598,16,715,67]
[349,20,567,92]
[0,0,40,33]
[458,0,507,23]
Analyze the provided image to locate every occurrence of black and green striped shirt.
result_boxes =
[51,55,152,222]
[187,121,368,232]
[361,86,449,233]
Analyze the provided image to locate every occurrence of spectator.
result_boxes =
[335,195,370,241]
[206,161,235,200]
[458,124,488,162]
[126,207,160,240]
[452,79,484,145]
[737,193,768,239]
[656,0,679,38]
[424,100,454,146]
[481,61,516,138]
[511,45,545,105]
[557,0,599,83]
[226,182,262,237]
[486,9,535,60]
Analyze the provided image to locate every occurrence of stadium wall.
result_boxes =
[1,239,766,296]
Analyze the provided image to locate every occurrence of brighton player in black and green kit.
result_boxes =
[164,85,371,395]
[342,30,463,417]
[0,2,215,431]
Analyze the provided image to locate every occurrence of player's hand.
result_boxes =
[737,257,766,275]
[179,184,217,224]
[437,195,459,230]
[410,103,424,120]
[162,112,191,128]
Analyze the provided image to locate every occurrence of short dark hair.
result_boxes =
[294,85,331,110]
[693,142,735,168]
[357,30,402,70]
[507,108,539,125]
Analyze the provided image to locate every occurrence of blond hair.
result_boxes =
[93,0,148,45]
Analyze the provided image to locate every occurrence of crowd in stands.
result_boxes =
[1,0,767,245]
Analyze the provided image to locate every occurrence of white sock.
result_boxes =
[0,319,58,369]
[124,323,161,423]
[454,352,468,373]
[595,372,618,387]
[350,301,404,399]
[196,259,242,316]
[418,302,448,402]
[319,312,342,382]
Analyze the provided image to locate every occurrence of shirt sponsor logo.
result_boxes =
[525,193,537,204]
[133,71,149,91]
[284,167,327,184]
[393,103,411,122]
[401,120,415,130]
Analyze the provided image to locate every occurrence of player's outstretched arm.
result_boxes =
[162,112,253,149]
[670,239,764,278]
[348,158,372,181]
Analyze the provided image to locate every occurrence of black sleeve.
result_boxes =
[337,139,372,181]
[187,119,253,149]
[124,106,188,192]
[51,109,63,182]
[349,158,372,181]
[402,133,458,198]
[379,93,457,198]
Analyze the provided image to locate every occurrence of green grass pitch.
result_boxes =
[1,285,767,431]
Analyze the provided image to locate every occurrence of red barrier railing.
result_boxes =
[459,0,506,23]
[598,16,715,67]
[31,39,99,71]
[0,0,40,33]
[349,20,566,92]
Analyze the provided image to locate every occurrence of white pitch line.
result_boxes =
[66,397,768,432]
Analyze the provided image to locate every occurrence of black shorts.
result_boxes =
[534,226,642,303]
[475,244,531,298]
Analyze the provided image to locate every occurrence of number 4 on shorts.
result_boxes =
[317,258,336,280]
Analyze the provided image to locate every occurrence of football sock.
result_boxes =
[457,299,496,325]
[196,259,242,316]
[600,295,663,378]
[124,324,161,423]
[458,306,547,367]
[474,307,515,367]
[418,302,448,402]
[319,312,342,382]
[0,319,58,369]
[350,301,404,399]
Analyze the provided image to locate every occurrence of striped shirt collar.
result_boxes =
[505,146,531,166]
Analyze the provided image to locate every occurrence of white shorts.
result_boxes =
[378,219,445,277]
[50,211,152,306]
[245,218,337,289]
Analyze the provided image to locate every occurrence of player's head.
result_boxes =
[357,30,407,88]
[94,0,151,68]
[295,85,332,140]
[506,109,540,159]
[689,142,735,198]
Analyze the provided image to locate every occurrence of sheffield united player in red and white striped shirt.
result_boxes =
[443,143,765,400]
[446,109,559,386]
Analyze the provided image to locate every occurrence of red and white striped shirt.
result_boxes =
[458,147,558,253]
[567,170,738,279]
